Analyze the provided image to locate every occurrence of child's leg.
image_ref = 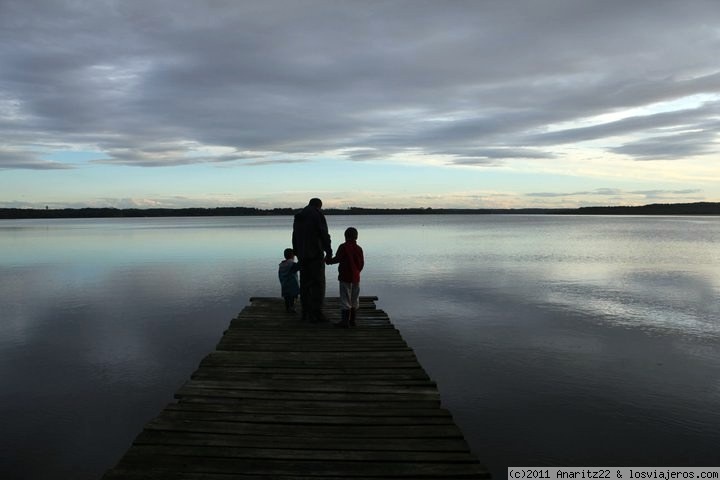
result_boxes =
[339,282,352,312]
[349,283,360,326]
[336,282,352,327]
[348,307,355,327]
[284,296,294,312]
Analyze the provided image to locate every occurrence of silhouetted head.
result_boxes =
[344,227,358,241]
[283,248,294,259]
[309,198,322,209]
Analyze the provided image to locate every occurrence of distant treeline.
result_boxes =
[1,202,719,219]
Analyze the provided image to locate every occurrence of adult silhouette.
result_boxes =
[292,198,333,322]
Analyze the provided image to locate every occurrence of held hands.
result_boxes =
[324,251,334,265]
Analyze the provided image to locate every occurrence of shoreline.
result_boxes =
[2,201,719,219]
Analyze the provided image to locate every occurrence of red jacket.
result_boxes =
[328,240,364,283]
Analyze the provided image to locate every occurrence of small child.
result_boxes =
[326,227,364,328]
[278,248,300,313]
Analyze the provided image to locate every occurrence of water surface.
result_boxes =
[1,215,718,478]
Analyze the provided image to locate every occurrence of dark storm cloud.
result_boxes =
[1,0,719,169]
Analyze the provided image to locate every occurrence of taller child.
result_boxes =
[326,227,364,328]
[292,198,333,322]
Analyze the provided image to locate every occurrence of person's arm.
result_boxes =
[326,244,343,265]
[357,246,364,272]
[292,212,303,258]
[319,214,332,258]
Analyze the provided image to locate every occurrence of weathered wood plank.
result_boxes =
[216,332,408,342]
[215,343,412,353]
[173,398,454,416]
[204,349,417,359]
[143,417,465,439]
[190,369,431,381]
[190,366,431,378]
[182,378,439,394]
[133,430,471,452]
[198,358,419,368]
[175,396,447,412]
[123,444,478,463]
[104,472,488,480]
[158,406,456,425]
[174,386,441,404]
[115,454,490,477]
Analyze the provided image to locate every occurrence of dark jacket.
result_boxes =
[292,204,332,261]
[278,259,300,297]
[327,240,364,283]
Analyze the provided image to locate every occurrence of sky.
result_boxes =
[1,0,719,209]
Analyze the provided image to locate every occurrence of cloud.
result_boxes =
[629,189,702,200]
[610,129,719,160]
[445,148,556,164]
[527,188,624,198]
[1,0,720,170]
[523,100,720,147]
[344,149,385,162]
[87,143,311,167]
[527,188,703,201]
[90,148,260,167]
[0,148,73,170]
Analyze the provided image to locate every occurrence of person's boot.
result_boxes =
[312,308,329,323]
[299,297,308,321]
[349,308,357,327]
[300,304,311,322]
[334,309,350,328]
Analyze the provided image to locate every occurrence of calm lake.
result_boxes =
[1,215,719,479]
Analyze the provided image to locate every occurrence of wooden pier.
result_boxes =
[103,296,490,479]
